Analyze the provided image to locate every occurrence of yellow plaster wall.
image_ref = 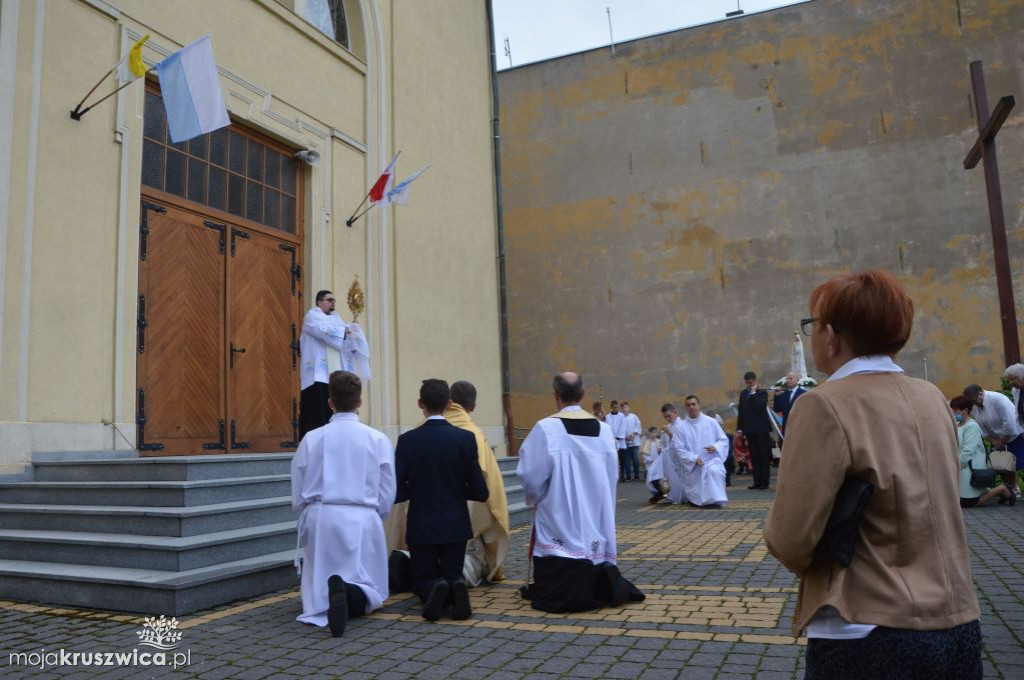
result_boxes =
[0,0,504,466]
[390,0,503,446]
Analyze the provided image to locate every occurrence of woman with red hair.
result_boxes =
[764,270,981,679]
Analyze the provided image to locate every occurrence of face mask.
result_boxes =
[955,413,963,423]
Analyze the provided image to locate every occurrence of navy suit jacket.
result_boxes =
[737,388,772,435]
[774,387,806,434]
[394,418,489,546]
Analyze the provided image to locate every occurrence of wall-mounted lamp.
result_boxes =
[294,149,320,166]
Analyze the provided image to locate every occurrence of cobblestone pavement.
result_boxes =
[2,472,1022,678]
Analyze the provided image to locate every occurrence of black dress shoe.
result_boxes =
[748,484,759,490]
[327,575,348,637]
[422,579,450,622]
[450,580,472,620]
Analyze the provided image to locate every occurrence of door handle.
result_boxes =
[230,343,246,368]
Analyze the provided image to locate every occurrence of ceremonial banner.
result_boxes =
[156,35,230,143]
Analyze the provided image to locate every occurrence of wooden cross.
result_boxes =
[963,61,1019,366]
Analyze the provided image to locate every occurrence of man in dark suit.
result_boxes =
[737,371,773,490]
[394,378,489,622]
[773,372,807,438]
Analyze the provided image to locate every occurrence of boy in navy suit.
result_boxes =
[394,379,489,621]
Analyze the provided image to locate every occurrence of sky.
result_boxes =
[491,0,808,70]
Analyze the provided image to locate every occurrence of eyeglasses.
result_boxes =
[800,318,817,336]
[323,298,336,303]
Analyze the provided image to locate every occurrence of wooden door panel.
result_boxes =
[137,204,226,454]
[228,229,298,450]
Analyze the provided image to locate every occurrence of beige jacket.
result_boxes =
[764,373,980,634]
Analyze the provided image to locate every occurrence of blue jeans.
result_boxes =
[625,446,640,479]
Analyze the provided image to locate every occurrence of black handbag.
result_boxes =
[969,457,998,489]
[816,477,874,568]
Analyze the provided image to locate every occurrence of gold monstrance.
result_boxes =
[347,276,365,323]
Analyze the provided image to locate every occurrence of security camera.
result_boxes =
[294,149,320,166]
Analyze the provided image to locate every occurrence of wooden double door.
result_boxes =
[136,198,301,454]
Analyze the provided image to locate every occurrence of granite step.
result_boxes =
[0,551,298,615]
[0,475,291,507]
[0,497,294,537]
[0,522,297,571]
[32,454,293,482]
[507,501,531,528]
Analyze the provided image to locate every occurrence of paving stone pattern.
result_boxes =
[1,472,1022,678]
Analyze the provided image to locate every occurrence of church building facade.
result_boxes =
[0,0,506,474]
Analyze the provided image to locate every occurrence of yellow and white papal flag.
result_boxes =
[115,34,151,82]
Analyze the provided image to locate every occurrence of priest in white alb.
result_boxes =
[291,370,395,637]
[661,396,730,507]
[517,372,645,612]
[299,290,370,439]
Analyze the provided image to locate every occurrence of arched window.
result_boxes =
[302,0,348,49]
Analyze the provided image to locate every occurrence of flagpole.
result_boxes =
[345,189,375,227]
[345,202,376,227]
[70,66,118,120]
[71,68,154,121]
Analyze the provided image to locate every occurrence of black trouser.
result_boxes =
[747,432,772,488]
[409,541,466,603]
[299,382,332,439]
[805,620,981,680]
[616,447,627,479]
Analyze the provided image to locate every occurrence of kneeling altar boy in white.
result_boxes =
[291,371,396,637]
[662,396,729,507]
[517,372,645,612]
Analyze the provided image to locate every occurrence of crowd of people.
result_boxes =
[289,273,1024,679]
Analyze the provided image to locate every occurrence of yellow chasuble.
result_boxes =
[444,404,510,582]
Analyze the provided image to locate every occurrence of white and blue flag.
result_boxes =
[156,35,230,143]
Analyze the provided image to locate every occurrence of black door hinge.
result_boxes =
[137,294,147,353]
[136,388,165,451]
[139,202,167,261]
[281,398,299,448]
[290,324,299,369]
[230,228,250,256]
[203,220,226,253]
[278,243,299,295]
[202,420,226,450]
[230,419,252,449]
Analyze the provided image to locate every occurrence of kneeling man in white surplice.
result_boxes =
[291,370,396,637]
[661,396,729,507]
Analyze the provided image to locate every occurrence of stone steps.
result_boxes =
[0,497,294,537]
[0,475,291,507]
[0,453,298,615]
[0,522,296,571]
[497,456,531,528]
[32,454,292,482]
[0,551,297,615]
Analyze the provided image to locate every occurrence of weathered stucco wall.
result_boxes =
[499,0,1024,432]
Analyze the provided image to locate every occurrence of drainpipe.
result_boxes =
[485,0,515,455]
